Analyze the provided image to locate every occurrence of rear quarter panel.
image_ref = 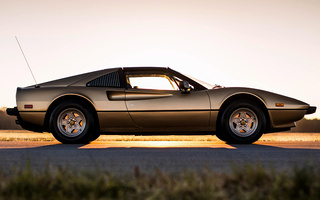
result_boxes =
[16,86,134,129]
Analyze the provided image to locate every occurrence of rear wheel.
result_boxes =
[215,131,226,141]
[50,101,95,144]
[220,101,266,144]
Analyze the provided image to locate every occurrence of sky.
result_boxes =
[0,0,319,119]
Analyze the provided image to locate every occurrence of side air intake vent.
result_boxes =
[87,71,121,87]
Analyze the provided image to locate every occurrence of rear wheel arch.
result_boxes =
[44,95,100,133]
[216,94,270,133]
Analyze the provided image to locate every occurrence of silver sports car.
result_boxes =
[7,67,316,144]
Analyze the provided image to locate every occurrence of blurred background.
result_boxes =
[0,0,319,120]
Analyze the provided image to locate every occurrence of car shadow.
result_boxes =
[1,141,320,174]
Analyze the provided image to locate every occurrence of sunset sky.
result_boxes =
[0,0,319,119]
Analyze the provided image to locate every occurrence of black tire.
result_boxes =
[220,100,266,144]
[89,132,101,141]
[49,101,95,144]
[215,131,226,141]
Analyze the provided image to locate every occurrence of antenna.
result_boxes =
[15,36,39,88]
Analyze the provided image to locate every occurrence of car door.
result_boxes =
[86,69,138,131]
[124,71,210,129]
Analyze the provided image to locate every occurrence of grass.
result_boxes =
[1,130,320,199]
[0,163,319,200]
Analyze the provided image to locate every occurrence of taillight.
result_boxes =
[24,104,33,109]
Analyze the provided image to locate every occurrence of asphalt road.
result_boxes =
[0,140,319,175]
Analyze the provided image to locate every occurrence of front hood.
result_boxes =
[208,87,309,110]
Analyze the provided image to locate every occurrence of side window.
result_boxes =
[126,74,179,90]
[87,71,121,87]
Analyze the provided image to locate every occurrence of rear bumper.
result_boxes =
[306,106,317,115]
[6,107,44,132]
[6,107,19,116]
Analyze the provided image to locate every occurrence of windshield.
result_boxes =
[182,73,215,89]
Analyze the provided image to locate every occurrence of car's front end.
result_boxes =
[207,87,316,132]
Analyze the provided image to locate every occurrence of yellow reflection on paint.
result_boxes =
[78,141,237,149]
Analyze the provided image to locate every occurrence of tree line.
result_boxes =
[289,118,320,133]
[0,108,22,130]
[0,108,319,132]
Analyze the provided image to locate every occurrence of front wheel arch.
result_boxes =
[216,94,270,134]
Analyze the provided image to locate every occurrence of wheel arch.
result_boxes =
[216,93,271,132]
[44,94,100,132]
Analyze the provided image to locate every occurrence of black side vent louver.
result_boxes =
[87,71,121,87]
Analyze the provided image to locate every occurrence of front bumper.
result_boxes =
[306,106,317,115]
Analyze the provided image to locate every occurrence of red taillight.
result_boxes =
[24,104,33,109]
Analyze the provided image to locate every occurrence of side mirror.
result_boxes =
[179,80,190,94]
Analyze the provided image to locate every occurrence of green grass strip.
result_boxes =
[0,163,320,200]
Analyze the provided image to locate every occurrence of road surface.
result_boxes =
[0,140,319,175]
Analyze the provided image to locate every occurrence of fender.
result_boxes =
[49,92,96,110]
[219,92,268,110]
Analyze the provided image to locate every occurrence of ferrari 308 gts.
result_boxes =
[7,67,316,144]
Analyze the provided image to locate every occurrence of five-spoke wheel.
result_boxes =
[50,101,95,144]
[229,108,258,138]
[220,100,266,144]
[57,108,86,138]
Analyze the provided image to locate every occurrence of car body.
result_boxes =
[7,67,316,144]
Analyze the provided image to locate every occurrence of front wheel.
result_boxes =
[220,101,266,144]
[49,101,95,144]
